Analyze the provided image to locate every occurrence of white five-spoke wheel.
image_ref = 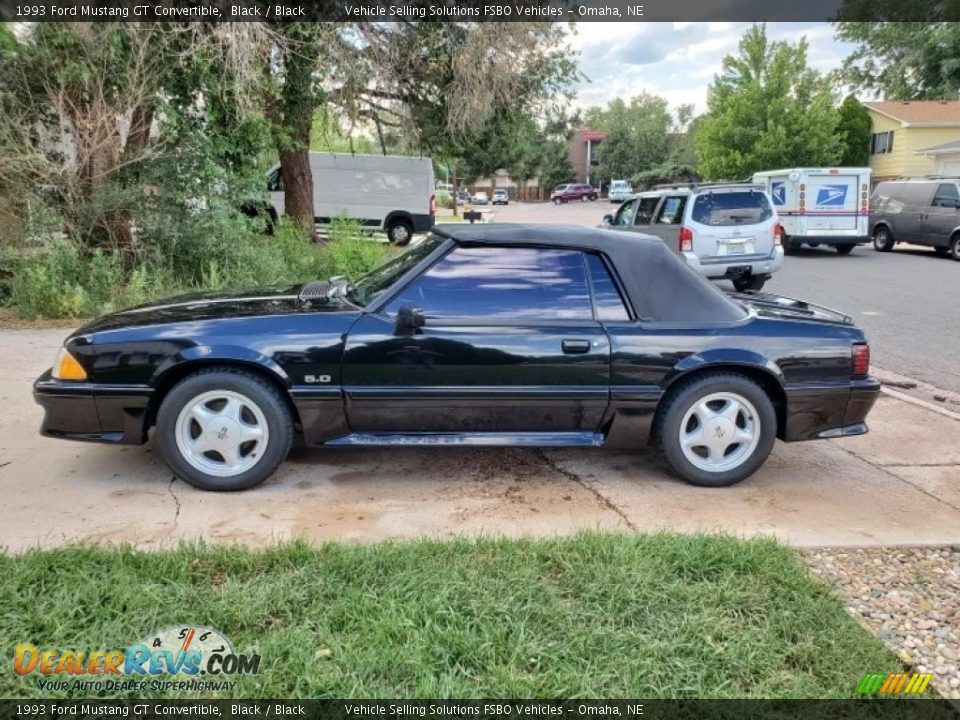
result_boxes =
[656,373,776,487]
[678,392,761,473]
[175,390,270,477]
[156,368,294,491]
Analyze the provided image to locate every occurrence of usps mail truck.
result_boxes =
[752,167,871,255]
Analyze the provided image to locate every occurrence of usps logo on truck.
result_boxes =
[771,182,786,206]
[815,185,848,207]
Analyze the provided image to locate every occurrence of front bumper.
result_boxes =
[684,246,785,280]
[783,377,881,442]
[33,370,152,445]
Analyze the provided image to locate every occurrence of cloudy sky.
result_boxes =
[567,22,859,116]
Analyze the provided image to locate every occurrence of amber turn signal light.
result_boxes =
[53,348,88,381]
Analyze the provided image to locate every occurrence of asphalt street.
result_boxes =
[485,201,960,393]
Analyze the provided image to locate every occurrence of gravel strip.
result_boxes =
[802,546,960,699]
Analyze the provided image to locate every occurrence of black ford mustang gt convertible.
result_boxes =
[34,224,879,491]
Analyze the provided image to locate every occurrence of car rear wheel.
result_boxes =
[655,373,776,487]
[782,237,800,255]
[732,275,766,292]
[873,226,894,252]
[155,368,294,491]
[835,245,855,255]
[386,218,413,246]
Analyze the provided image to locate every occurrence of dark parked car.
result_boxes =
[870,178,960,259]
[551,183,598,204]
[35,224,879,491]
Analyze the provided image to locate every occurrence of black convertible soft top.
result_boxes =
[432,223,747,324]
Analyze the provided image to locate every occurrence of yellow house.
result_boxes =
[864,101,960,181]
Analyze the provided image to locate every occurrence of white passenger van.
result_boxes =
[266,153,435,245]
[752,167,871,254]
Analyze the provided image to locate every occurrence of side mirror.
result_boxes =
[602,214,614,225]
[395,305,425,335]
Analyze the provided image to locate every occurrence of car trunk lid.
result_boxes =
[729,291,853,325]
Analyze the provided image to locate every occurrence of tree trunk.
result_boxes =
[125,101,155,160]
[280,148,314,235]
[276,24,320,239]
[452,169,459,217]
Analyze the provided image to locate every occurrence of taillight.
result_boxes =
[773,223,783,246]
[679,226,693,252]
[429,194,436,215]
[852,344,870,376]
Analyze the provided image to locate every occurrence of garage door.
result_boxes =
[936,157,960,175]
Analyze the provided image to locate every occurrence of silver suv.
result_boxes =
[602,183,784,292]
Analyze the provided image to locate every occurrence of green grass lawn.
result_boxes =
[0,533,899,699]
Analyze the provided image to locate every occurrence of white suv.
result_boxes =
[603,183,784,292]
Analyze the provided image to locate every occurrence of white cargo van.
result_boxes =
[752,167,871,254]
[266,153,435,245]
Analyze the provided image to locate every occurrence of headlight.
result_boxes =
[52,347,88,381]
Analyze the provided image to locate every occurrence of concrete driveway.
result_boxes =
[2,328,959,552]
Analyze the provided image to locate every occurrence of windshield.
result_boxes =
[346,235,445,307]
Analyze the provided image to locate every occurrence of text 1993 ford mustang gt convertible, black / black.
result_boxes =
[34,224,880,490]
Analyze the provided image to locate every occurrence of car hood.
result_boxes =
[73,283,354,335]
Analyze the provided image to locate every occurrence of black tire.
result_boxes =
[386,218,413,246]
[732,275,766,293]
[580,195,588,203]
[782,237,800,255]
[950,234,960,262]
[155,367,294,491]
[654,372,777,487]
[554,198,562,206]
[835,244,855,255]
[873,225,894,252]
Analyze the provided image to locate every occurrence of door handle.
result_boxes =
[561,339,591,354]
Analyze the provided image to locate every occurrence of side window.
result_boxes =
[656,195,687,224]
[634,197,661,226]
[932,183,960,208]
[614,199,638,226]
[266,168,284,192]
[386,246,593,321]
[586,254,630,321]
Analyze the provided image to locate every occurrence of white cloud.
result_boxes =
[567,22,859,118]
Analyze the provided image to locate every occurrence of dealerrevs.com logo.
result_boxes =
[13,626,260,692]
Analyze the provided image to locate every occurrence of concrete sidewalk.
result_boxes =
[1,328,958,551]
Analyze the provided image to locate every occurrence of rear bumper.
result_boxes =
[33,370,152,445]
[789,235,870,247]
[411,213,435,232]
[685,246,785,280]
[783,377,881,442]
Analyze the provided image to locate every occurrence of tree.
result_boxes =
[833,22,960,101]
[696,24,841,180]
[586,93,673,182]
[836,95,872,166]
[267,22,577,233]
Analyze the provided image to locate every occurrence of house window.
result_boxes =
[870,131,895,155]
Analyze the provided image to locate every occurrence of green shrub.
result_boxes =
[7,217,393,319]
[326,217,390,280]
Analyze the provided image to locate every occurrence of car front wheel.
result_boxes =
[553,198,562,205]
[950,233,960,261]
[155,368,294,491]
[655,373,776,487]
[873,226,894,252]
